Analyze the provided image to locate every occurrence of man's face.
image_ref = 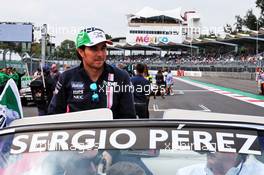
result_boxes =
[78,42,107,70]
[51,65,57,72]
[6,68,11,74]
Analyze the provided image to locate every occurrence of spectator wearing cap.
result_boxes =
[48,27,136,119]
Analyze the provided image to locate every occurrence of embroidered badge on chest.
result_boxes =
[71,82,85,100]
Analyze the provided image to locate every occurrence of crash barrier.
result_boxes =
[182,71,202,77]
[109,60,259,73]
[149,70,177,78]
[182,71,255,80]
[0,60,26,73]
[201,71,256,80]
[22,59,81,75]
[149,70,255,80]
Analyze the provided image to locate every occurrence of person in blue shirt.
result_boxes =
[165,69,174,95]
[131,63,151,119]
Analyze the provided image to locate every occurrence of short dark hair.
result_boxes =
[107,162,146,175]
[136,63,145,74]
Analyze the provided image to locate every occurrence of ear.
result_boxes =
[77,48,85,58]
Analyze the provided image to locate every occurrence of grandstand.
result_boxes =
[126,7,201,45]
[106,7,263,69]
[107,7,264,71]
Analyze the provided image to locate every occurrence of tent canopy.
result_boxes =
[130,7,183,21]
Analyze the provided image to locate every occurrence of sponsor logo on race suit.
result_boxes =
[71,82,85,100]
[71,82,85,89]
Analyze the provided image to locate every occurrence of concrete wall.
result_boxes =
[184,71,256,80]
[184,71,202,77]
[149,70,256,80]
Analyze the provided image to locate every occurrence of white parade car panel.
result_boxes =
[0,109,264,175]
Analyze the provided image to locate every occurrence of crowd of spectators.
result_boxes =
[107,52,264,67]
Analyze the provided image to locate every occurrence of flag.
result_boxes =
[0,79,23,128]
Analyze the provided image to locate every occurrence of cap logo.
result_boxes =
[76,27,109,48]
[76,31,91,48]
[93,31,104,39]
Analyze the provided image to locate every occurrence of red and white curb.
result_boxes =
[174,77,264,108]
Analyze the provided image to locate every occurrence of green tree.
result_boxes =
[0,43,9,50]
[230,1,264,33]
[105,34,112,40]
[256,0,264,15]
[13,43,22,53]
[30,42,41,57]
[0,42,21,52]
[258,16,264,27]
[57,39,76,59]
[244,9,258,30]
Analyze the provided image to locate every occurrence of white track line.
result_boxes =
[199,104,211,112]
[173,90,210,92]
[175,77,264,108]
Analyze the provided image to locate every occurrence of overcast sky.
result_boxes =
[0,0,260,45]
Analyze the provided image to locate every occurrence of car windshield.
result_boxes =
[1,127,264,175]
[1,149,264,175]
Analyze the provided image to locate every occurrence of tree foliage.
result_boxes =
[30,42,41,57]
[244,9,258,30]
[56,39,76,59]
[0,43,9,50]
[105,34,112,39]
[256,0,264,15]
[0,42,22,52]
[230,0,264,32]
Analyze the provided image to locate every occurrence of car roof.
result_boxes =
[163,109,264,124]
[7,108,264,129]
[9,108,113,127]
